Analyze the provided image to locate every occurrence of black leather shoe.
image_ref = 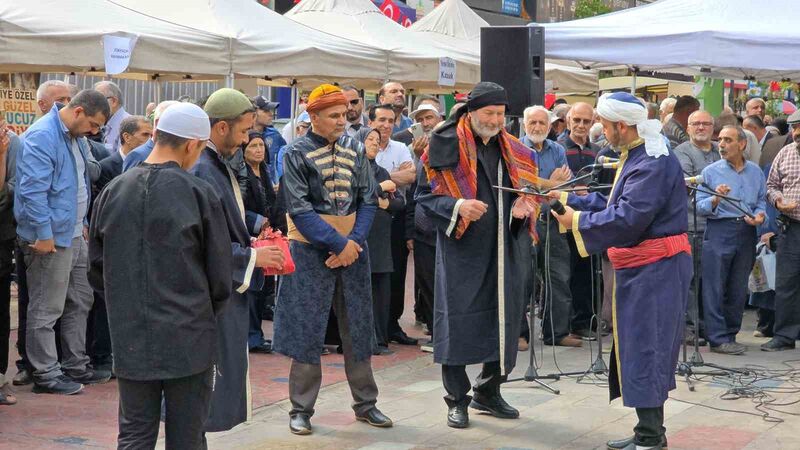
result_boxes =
[606,434,667,449]
[289,414,312,435]
[249,342,272,354]
[12,369,33,386]
[470,392,519,419]
[355,407,393,428]
[447,404,469,428]
[761,338,796,352]
[389,332,418,346]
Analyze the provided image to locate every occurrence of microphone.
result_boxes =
[587,162,619,170]
[550,199,566,215]
[596,156,619,164]
[684,175,704,185]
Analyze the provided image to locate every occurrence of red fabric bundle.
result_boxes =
[607,233,691,270]
[252,228,295,276]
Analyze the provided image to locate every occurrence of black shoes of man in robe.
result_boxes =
[606,434,668,449]
[469,391,520,419]
[447,404,469,428]
[389,331,418,346]
[355,407,394,428]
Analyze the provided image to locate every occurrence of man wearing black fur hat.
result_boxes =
[415,82,541,429]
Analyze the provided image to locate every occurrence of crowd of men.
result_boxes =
[0,77,799,449]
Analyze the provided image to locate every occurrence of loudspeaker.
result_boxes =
[480,26,545,117]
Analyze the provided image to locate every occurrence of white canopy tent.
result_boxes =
[0,0,231,78]
[410,0,597,93]
[110,0,389,87]
[537,0,800,81]
[286,0,480,92]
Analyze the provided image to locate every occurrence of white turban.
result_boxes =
[597,92,668,158]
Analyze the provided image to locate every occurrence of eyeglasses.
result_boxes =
[571,118,592,125]
[348,99,360,106]
[688,121,713,127]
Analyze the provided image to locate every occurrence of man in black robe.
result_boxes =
[190,88,286,432]
[88,103,232,448]
[416,83,540,429]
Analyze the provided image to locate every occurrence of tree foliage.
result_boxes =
[575,0,613,19]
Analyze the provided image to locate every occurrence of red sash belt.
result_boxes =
[607,233,691,270]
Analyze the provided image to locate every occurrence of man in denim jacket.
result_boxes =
[15,90,111,395]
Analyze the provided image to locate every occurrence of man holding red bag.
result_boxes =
[189,88,285,433]
[272,84,392,435]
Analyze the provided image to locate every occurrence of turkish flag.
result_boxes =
[379,0,401,22]
[401,15,413,27]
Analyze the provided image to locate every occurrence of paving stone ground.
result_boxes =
[205,310,800,450]
[2,267,799,449]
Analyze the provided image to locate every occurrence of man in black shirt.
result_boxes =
[88,103,232,448]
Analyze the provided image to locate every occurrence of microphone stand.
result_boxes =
[677,184,753,391]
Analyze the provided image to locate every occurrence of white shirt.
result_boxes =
[375,139,413,174]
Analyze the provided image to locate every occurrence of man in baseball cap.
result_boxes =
[252,95,286,181]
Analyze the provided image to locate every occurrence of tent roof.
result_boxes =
[408,0,597,93]
[409,0,488,41]
[0,0,231,77]
[286,0,480,91]
[110,0,389,86]
[538,0,800,81]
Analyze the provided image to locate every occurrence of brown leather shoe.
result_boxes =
[556,335,583,347]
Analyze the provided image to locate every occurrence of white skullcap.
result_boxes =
[597,92,668,158]
[156,102,210,140]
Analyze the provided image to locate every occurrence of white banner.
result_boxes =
[103,35,138,75]
[438,57,456,87]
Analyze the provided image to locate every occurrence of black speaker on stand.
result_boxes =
[480,25,545,118]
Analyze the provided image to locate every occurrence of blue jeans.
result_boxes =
[701,219,756,347]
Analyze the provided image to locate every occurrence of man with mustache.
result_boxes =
[763,110,800,351]
[696,126,766,355]
[272,84,392,435]
[416,82,540,429]
[521,106,581,349]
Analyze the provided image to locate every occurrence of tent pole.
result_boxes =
[225,73,235,89]
[155,80,162,104]
[290,84,298,142]
[630,71,637,94]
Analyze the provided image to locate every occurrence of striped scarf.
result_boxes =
[422,114,541,241]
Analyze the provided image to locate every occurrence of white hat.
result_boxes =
[409,103,442,120]
[156,103,210,140]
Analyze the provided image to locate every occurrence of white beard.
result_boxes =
[470,115,501,140]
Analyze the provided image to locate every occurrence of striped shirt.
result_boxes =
[767,143,800,221]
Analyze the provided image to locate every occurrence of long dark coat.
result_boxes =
[415,137,532,374]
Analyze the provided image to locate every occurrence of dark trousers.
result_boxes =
[441,361,503,407]
[14,242,31,373]
[117,367,213,450]
[413,240,435,334]
[686,231,706,335]
[757,308,775,335]
[388,214,409,337]
[371,272,391,347]
[634,406,665,447]
[86,291,112,369]
[0,239,12,377]
[567,233,595,331]
[289,278,378,417]
[247,276,275,349]
[538,219,573,343]
[773,222,800,343]
[701,219,756,346]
